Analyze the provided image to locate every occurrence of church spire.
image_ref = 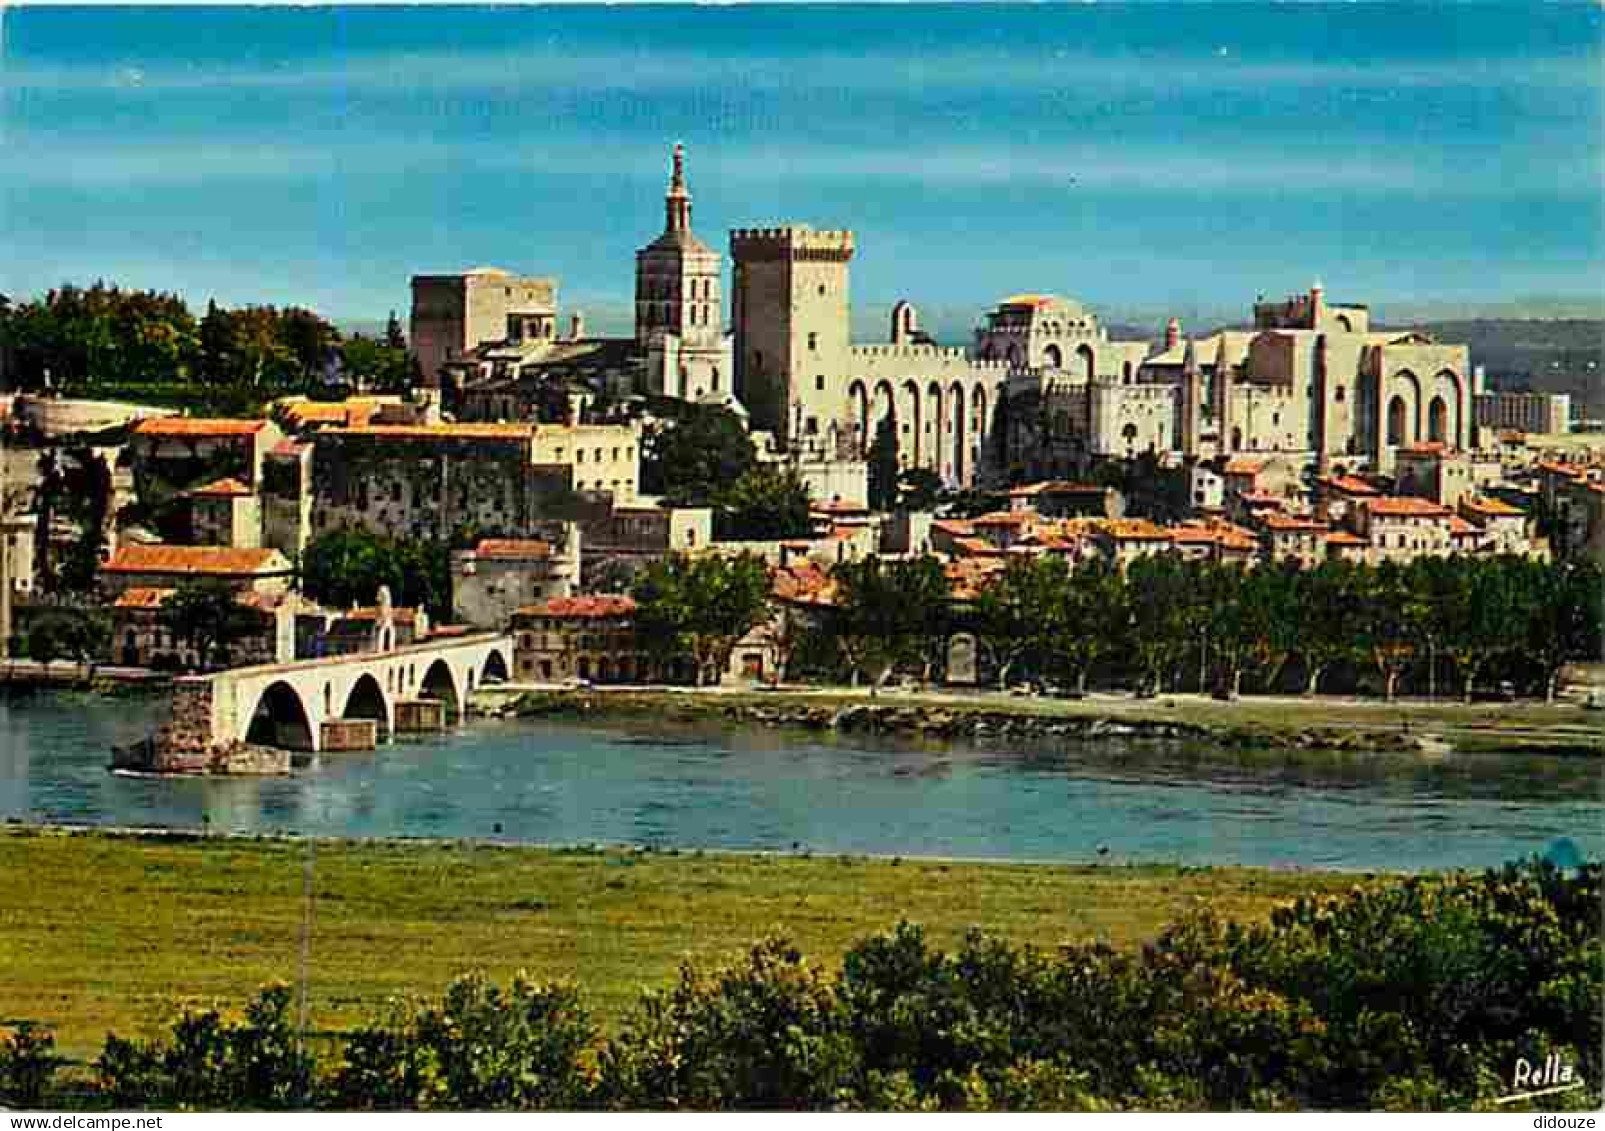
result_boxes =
[665,142,691,234]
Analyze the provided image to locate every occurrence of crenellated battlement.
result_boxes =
[730,225,856,262]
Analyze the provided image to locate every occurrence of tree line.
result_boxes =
[623,550,1602,702]
[1,284,412,414]
[1,861,1596,1111]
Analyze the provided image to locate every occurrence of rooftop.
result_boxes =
[1366,497,1452,519]
[471,538,554,560]
[103,545,290,576]
[1460,496,1525,517]
[518,594,637,619]
[185,477,252,499]
[134,417,269,438]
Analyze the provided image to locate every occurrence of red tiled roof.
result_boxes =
[1261,513,1329,532]
[1326,531,1368,547]
[1448,516,1480,537]
[1321,474,1381,497]
[1238,491,1286,506]
[1366,497,1452,519]
[1223,457,1265,476]
[186,477,252,498]
[103,545,289,576]
[932,519,974,536]
[952,536,1004,557]
[519,594,637,619]
[269,439,310,458]
[1399,441,1449,457]
[1101,519,1172,542]
[473,538,553,559]
[135,417,269,437]
[112,587,176,609]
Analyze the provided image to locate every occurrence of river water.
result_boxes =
[0,692,1597,871]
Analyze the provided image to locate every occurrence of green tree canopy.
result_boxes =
[631,552,773,686]
[866,415,900,512]
[639,405,757,506]
[301,529,453,621]
[715,467,813,541]
[162,580,259,671]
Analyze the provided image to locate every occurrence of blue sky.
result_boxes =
[2,3,1601,338]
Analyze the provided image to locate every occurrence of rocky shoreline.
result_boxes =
[500,691,1434,754]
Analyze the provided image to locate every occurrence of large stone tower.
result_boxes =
[729,224,855,444]
[635,144,723,351]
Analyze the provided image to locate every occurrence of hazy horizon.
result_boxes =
[3,4,1601,332]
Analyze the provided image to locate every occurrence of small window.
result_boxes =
[817,284,826,297]
[808,332,818,352]
[577,450,585,463]
[815,374,825,391]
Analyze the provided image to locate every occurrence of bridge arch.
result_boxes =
[244,680,316,752]
[420,658,463,721]
[481,647,510,685]
[342,672,391,740]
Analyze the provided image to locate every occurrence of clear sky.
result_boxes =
[2,3,1601,337]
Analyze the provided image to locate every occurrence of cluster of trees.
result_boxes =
[3,861,1597,1111]
[300,529,453,622]
[622,548,1601,702]
[961,553,1602,702]
[0,284,411,414]
[630,553,772,685]
[638,403,812,540]
[31,447,112,595]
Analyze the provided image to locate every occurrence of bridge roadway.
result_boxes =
[160,632,514,760]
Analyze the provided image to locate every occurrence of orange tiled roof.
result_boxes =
[1321,474,1380,497]
[134,417,269,437]
[269,439,310,458]
[1261,513,1328,532]
[1366,497,1452,519]
[1399,441,1449,457]
[1460,496,1524,517]
[1448,516,1480,537]
[519,594,637,619]
[1536,461,1584,479]
[1007,480,1102,497]
[1326,531,1368,547]
[952,536,1004,557]
[811,499,869,515]
[473,538,553,559]
[1223,457,1265,476]
[186,477,252,498]
[772,561,836,605]
[973,510,1034,526]
[335,605,420,623]
[932,519,975,537]
[103,545,289,576]
[112,587,176,608]
[1101,519,1172,542]
[1238,491,1286,506]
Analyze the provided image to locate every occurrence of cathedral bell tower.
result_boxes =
[635,143,723,352]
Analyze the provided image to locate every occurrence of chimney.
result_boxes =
[1165,317,1181,351]
[570,311,586,341]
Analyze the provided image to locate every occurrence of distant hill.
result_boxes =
[1409,320,1603,420]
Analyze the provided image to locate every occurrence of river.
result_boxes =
[0,692,1597,871]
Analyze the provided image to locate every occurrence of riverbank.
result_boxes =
[0,826,1365,1060]
[484,685,1605,759]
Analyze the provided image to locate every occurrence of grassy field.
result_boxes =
[0,828,1367,1060]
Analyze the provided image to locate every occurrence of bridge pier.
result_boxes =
[127,634,514,774]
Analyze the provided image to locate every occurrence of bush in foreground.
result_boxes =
[7,861,1599,1112]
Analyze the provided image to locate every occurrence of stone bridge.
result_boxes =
[142,633,513,771]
